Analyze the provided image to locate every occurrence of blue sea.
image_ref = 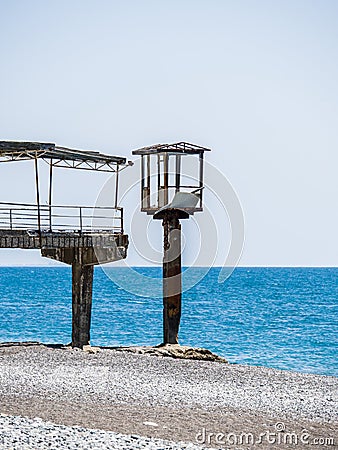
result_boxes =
[0,267,337,377]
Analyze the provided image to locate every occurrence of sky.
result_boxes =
[0,0,337,267]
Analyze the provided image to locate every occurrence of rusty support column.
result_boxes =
[71,248,94,348]
[162,211,182,344]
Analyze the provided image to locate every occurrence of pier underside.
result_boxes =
[0,229,128,253]
[1,229,128,348]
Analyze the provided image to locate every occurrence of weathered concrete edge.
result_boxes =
[0,341,228,363]
[111,344,228,363]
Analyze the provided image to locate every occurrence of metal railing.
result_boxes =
[0,202,123,233]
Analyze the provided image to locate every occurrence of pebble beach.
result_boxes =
[0,415,213,450]
[0,343,337,449]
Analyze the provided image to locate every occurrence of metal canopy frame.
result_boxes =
[132,141,211,155]
[0,141,128,171]
[0,141,131,234]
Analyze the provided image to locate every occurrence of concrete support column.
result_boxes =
[42,246,128,349]
[71,249,94,349]
[162,212,182,344]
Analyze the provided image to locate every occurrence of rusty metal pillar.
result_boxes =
[162,211,182,344]
[71,248,94,348]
